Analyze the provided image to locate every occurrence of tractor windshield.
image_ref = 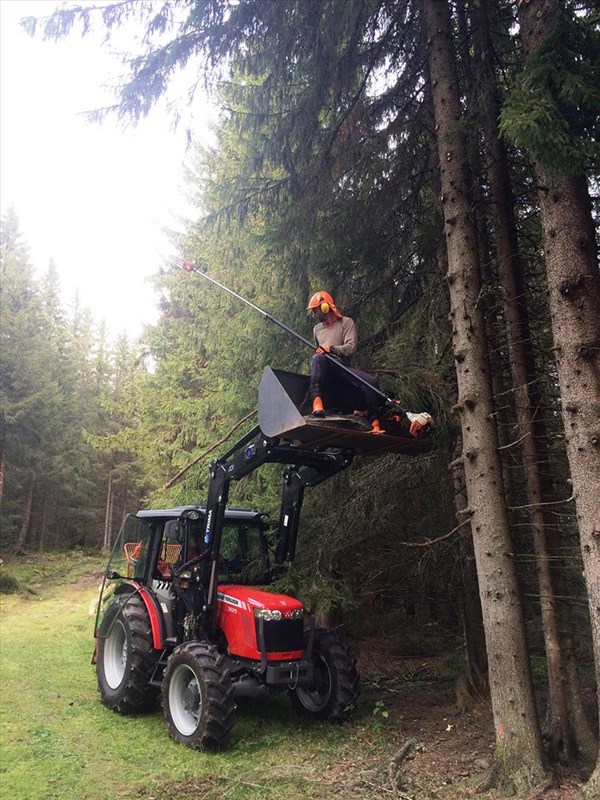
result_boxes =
[93,514,155,636]
[220,522,270,584]
[101,514,158,587]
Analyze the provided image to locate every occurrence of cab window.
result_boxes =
[220,523,269,583]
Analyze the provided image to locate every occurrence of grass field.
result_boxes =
[2,553,588,800]
[0,553,396,800]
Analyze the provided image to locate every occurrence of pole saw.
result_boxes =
[178,259,412,423]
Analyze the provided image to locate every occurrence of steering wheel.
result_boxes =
[173,549,210,577]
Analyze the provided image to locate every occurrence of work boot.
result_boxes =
[370,418,383,434]
[312,396,325,416]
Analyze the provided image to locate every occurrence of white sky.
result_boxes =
[0,0,211,341]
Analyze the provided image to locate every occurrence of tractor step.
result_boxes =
[149,646,172,687]
[258,366,431,457]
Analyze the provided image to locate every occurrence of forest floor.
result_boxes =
[0,553,594,800]
[355,640,589,800]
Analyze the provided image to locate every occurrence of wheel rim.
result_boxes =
[169,663,202,736]
[104,619,127,689]
[295,651,332,712]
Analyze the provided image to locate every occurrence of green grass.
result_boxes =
[0,553,397,800]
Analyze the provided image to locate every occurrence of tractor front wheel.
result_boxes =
[96,594,160,714]
[162,641,235,749]
[291,629,360,722]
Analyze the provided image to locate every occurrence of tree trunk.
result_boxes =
[102,473,113,555]
[535,167,600,798]
[422,0,547,791]
[13,470,35,555]
[38,493,48,553]
[451,434,488,693]
[0,443,5,509]
[517,2,600,793]
[471,0,574,762]
[556,591,599,765]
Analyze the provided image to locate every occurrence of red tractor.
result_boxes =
[93,368,429,749]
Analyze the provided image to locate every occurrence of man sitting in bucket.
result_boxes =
[306,290,433,438]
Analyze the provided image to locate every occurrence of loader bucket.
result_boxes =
[258,366,431,457]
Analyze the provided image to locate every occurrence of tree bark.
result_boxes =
[422,0,547,791]
[517,2,600,793]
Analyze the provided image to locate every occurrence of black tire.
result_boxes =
[291,629,360,722]
[162,641,235,750]
[96,594,160,714]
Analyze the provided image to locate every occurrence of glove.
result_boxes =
[407,412,434,439]
[315,345,335,355]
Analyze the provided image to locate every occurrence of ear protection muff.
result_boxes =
[307,291,341,317]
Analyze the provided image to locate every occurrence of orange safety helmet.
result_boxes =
[306,291,342,318]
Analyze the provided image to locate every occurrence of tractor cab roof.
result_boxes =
[135,506,266,524]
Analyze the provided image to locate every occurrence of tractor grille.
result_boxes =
[257,619,304,653]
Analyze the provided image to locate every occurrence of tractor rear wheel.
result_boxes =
[96,595,160,714]
[162,641,235,750]
[291,629,360,722]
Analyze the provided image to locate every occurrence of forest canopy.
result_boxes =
[2,1,599,797]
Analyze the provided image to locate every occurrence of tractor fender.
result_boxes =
[114,581,166,650]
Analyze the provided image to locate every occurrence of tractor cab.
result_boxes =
[102,507,270,587]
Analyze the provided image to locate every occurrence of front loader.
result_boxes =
[93,366,431,749]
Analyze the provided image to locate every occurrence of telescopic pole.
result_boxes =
[181,261,316,350]
[179,260,406,416]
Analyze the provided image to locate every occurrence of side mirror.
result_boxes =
[164,520,179,541]
[105,570,123,580]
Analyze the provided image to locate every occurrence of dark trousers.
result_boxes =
[310,354,380,413]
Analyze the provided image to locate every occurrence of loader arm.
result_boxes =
[198,426,354,637]
[275,460,350,564]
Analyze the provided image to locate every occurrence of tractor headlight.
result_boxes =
[253,608,304,621]
[254,608,282,621]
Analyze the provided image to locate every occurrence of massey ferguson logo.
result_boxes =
[217,592,247,611]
